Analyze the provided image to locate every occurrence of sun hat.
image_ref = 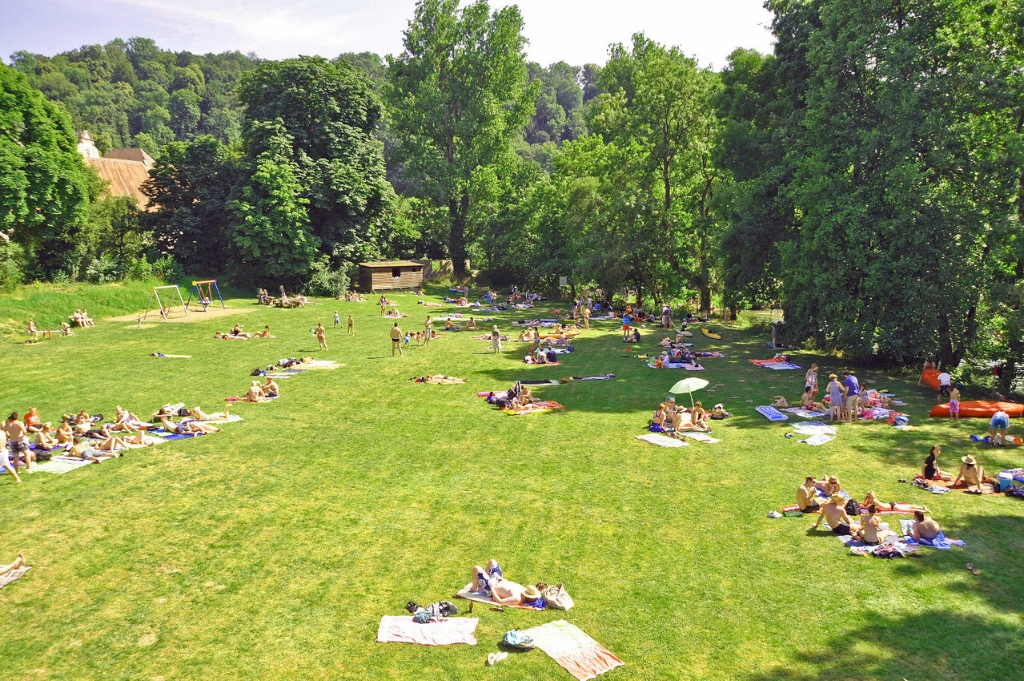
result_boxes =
[523,585,541,601]
[962,455,977,465]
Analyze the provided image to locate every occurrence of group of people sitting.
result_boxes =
[921,445,994,492]
[239,377,280,402]
[411,375,467,384]
[443,296,472,306]
[648,398,724,433]
[257,289,273,304]
[525,347,561,364]
[70,309,95,327]
[214,324,273,340]
[797,475,936,544]
[468,560,546,608]
[340,291,364,302]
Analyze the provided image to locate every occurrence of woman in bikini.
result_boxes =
[856,505,895,545]
[862,490,928,514]
[159,416,221,435]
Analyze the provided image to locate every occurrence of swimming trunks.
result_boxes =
[948,400,960,414]
[991,413,1010,430]
[801,501,820,514]
[830,523,851,536]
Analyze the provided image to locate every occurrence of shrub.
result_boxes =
[84,254,121,283]
[126,255,154,281]
[0,240,25,292]
[303,257,350,298]
[151,256,183,283]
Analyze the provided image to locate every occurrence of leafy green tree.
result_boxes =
[591,33,723,309]
[235,56,394,269]
[0,63,98,275]
[231,121,318,282]
[386,0,537,277]
[142,135,240,273]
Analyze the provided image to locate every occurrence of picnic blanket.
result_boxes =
[646,363,704,370]
[913,474,998,495]
[635,433,689,448]
[521,620,624,681]
[898,520,965,549]
[678,431,720,443]
[782,407,828,419]
[34,458,94,474]
[0,565,31,590]
[791,422,836,436]
[376,616,478,645]
[571,374,616,381]
[750,357,802,370]
[799,433,835,446]
[755,405,788,421]
[150,353,192,358]
[456,583,546,610]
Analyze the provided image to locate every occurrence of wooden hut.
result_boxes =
[358,261,425,292]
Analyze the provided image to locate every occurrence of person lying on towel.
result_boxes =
[810,495,860,536]
[470,560,543,607]
[862,491,928,514]
[159,416,221,435]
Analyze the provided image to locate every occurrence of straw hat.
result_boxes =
[523,585,541,601]
[962,455,977,465]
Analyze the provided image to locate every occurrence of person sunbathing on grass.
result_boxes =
[922,445,952,481]
[69,437,107,462]
[952,455,986,493]
[797,477,821,514]
[262,377,280,398]
[109,406,150,432]
[800,387,826,413]
[159,416,221,435]
[651,404,668,432]
[818,476,842,497]
[910,511,941,541]
[125,431,161,446]
[856,505,896,545]
[690,402,709,430]
[467,317,478,330]
[861,491,928,514]
[56,420,74,444]
[811,495,860,536]
[254,325,273,338]
[244,381,267,402]
[34,423,60,451]
[0,552,26,577]
[189,406,219,422]
[470,561,527,605]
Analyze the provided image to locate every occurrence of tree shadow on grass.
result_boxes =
[746,611,1023,681]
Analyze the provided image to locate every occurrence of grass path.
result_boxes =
[1,288,1022,680]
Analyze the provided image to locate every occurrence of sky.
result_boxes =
[2,0,774,69]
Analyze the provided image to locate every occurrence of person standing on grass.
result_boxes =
[0,427,21,483]
[4,413,32,477]
[391,322,404,357]
[379,295,387,316]
[334,311,340,328]
[826,373,843,423]
[948,386,961,424]
[492,325,502,353]
[937,369,952,402]
[316,323,327,351]
[347,314,354,336]
[582,305,591,329]
[843,370,861,423]
[423,315,433,345]
[622,312,632,340]
[805,363,819,399]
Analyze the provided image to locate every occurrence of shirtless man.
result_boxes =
[391,322,404,357]
[911,511,941,542]
[69,436,110,463]
[811,495,860,536]
[263,377,280,398]
[159,416,221,435]
[4,413,32,476]
[0,427,21,483]
[470,560,526,606]
[797,476,821,514]
[245,381,266,402]
[423,315,433,345]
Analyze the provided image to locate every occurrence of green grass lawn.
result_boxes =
[1,285,1022,680]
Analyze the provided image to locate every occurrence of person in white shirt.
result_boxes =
[937,371,952,401]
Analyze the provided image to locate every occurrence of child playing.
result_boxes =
[948,387,960,424]
[334,311,341,327]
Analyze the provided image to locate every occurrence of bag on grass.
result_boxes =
[542,583,574,610]
[502,630,535,649]
[845,498,860,517]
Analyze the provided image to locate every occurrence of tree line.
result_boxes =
[3,0,1024,380]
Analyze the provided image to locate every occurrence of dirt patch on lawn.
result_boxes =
[107,306,257,324]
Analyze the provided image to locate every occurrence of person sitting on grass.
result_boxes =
[34,423,60,451]
[690,402,709,430]
[818,475,842,497]
[922,445,952,481]
[856,505,895,545]
[800,387,826,413]
[651,404,668,432]
[110,406,150,432]
[244,381,267,402]
[23,407,43,433]
[69,436,109,462]
[262,377,280,398]
[55,420,75,444]
[467,317,477,330]
[811,495,860,536]
[159,416,221,435]
[797,476,821,514]
[254,325,273,338]
[952,455,986,493]
[910,511,941,542]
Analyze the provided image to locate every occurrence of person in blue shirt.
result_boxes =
[622,313,632,340]
[843,371,861,423]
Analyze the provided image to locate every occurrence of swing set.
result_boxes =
[144,285,188,321]
[185,279,226,312]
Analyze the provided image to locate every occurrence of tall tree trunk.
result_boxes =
[449,190,469,279]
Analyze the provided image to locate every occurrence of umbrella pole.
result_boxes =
[690,393,695,409]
